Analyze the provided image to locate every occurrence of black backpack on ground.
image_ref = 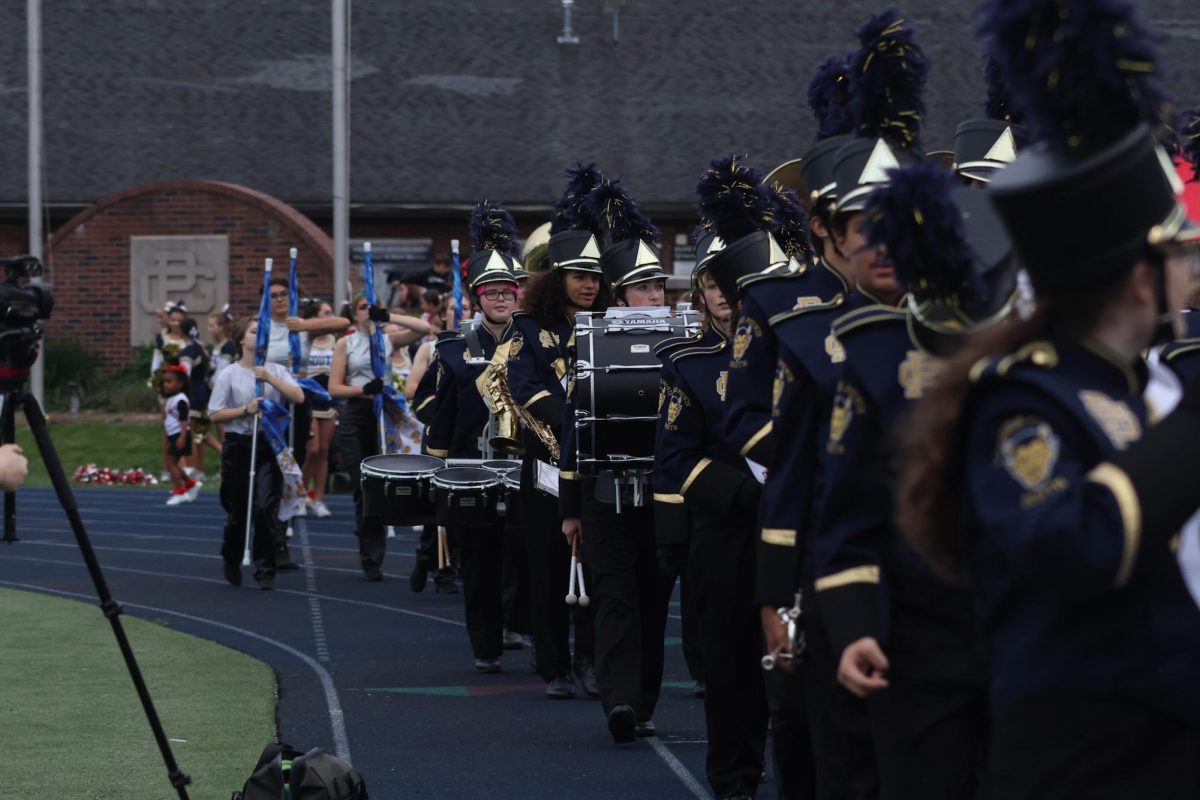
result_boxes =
[233,742,368,800]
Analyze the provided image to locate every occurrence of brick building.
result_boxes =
[1,1,1198,370]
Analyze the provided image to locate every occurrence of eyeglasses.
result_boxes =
[480,289,517,301]
[356,303,369,310]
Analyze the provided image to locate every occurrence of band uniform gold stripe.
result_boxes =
[415,396,434,412]
[761,528,796,547]
[680,458,712,496]
[740,421,773,457]
[653,493,684,504]
[426,448,449,458]
[1086,462,1142,587]
[524,390,551,409]
[559,471,579,480]
[815,565,881,592]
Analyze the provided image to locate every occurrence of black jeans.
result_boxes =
[337,398,386,572]
[581,489,674,720]
[520,456,595,681]
[456,520,506,660]
[502,517,532,635]
[692,506,768,799]
[220,431,280,580]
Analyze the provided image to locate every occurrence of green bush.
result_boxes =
[43,338,159,413]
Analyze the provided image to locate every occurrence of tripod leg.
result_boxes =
[16,392,192,798]
[2,395,17,543]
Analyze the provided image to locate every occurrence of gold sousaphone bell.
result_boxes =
[522,222,553,275]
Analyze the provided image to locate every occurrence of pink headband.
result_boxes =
[473,282,517,297]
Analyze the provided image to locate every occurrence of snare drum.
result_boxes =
[431,466,503,527]
[481,459,521,520]
[361,454,444,525]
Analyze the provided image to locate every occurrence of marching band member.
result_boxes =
[424,201,521,672]
[655,157,778,800]
[506,165,607,699]
[558,178,675,743]
[328,294,431,581]
[898,0,1200,794]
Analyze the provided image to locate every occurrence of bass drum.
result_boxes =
[574,315,682,468]
[431,466,503,527]
[360,454,444,525]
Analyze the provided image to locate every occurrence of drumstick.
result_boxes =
[437,526,448,571]
[565,546,578,606]
[576,559,590,607]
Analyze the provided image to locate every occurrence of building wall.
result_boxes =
[46,181,333,372]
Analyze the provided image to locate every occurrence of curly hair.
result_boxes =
[520,270,612,326]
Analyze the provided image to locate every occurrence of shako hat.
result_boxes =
[548,164,605,274]
[466,200,521,290]
[587,177,667,292]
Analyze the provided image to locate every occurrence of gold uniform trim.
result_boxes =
[740,421,773,456]
[680,458,713,495]
[761,528,797,547]
[815,565,881,592]
[1086,462,1142,587]
[426,447,449,458]
[559,471,579,480]
[653,493,684,504]
[415,396,435,412]
[524,389,552,409]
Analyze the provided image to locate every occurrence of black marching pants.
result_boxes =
[502,517,532,635]
[692,507,768,799]
[455,520,506,660]
[337,398,386,572]
[520,457,595,681]
[220,431,280,580]
[581,491,674,720]
[803,584,878,800]
[867,592,988,800]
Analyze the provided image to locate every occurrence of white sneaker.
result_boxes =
[183,467,200,479]
[312,501,332,518]
[186,481,202,501]
[166,492,190,506]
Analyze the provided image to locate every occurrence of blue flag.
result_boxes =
[363,243,410,451]
[259,397,307,520]
[451,240,463,329]
[255,259,273,398]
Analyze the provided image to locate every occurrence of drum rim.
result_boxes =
[480,460,521,474]
[361,453,446,479]
[431,466,502,490]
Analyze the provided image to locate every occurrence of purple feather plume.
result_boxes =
[695,155,775,244]
[979,0,1170,154]
[808,53,856,140]
[469,199,519,255]
[585,177,659,244]
[550,163,605,235]
[765,182,810,262]
[849,8,929,151]
[863,159,980,301]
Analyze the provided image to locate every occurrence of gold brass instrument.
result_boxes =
[521,222,553,275]
[476,337,561,461]
[474,340,524,456]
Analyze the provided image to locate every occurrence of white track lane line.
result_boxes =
[0,580,352,763]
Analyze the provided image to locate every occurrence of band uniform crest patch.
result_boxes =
[507,335,523,360]
[825,334,845,364]
[539,329,559,350]
[665,389,684,429]
[827,382,864,455]
[998,417,1060,490]
[772,361,794,415]
[716,370,728,402]
[898,350,942,399]
[732,318,760,366]
[1078,391,1141,450]
[795,296,822,310]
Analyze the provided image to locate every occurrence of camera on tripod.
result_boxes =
[0,255,54,379]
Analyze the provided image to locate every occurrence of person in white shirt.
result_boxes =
[208,315,304,590]
[329,292,430,580]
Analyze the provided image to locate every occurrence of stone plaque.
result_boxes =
[130,235,229,346]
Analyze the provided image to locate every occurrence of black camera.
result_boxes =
[0,256,55,380]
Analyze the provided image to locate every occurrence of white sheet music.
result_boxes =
[1145,356,1200,609]
[536,460,560,497]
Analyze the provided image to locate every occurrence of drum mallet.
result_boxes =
[576,558,590,607]
[565,539,579,605]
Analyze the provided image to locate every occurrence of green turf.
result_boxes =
[13,420,163,488]
[0,587,276,799]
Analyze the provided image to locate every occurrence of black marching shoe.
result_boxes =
[573,660,599,699]
[363,564,383,582]
[545,675,575,699]
[607,705,636,745]
[276,546,299,572]
[474,658,502,674]
[254,575,275,591]
[634,719,657,738]
[409,559,430,593]
[222,561,243,587]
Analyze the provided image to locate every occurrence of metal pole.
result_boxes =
[332,0,349,310]
[27,0,45,406]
